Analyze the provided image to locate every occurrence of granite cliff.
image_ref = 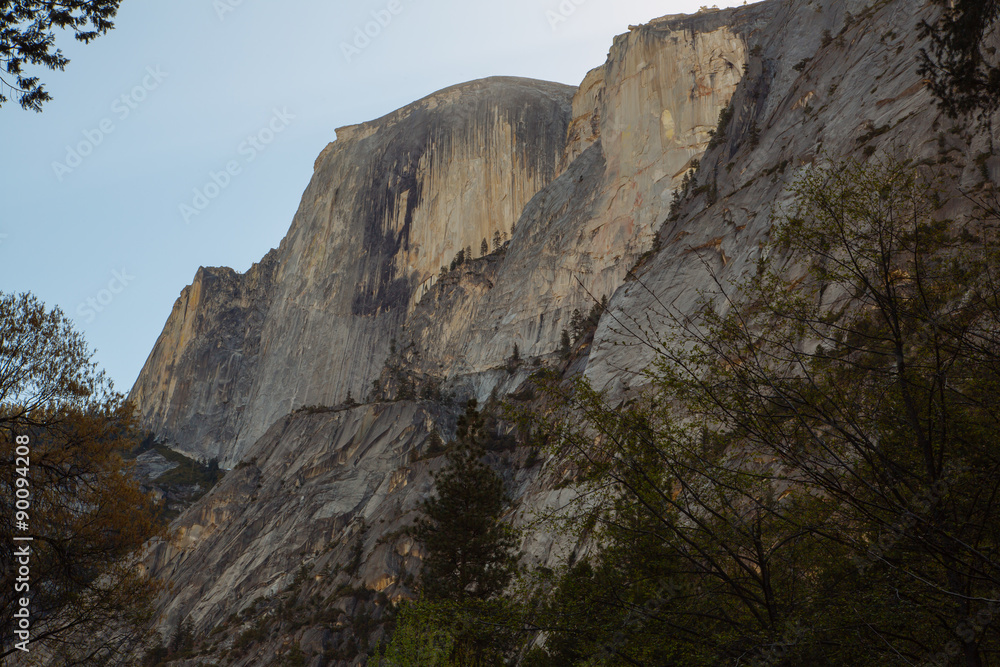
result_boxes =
[129,0,1000,664]
[131,77,573,465]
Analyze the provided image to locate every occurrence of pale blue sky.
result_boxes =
[1,0,745,392]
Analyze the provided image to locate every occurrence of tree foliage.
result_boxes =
[386,400,521,665]
[559,330,571,360]
[374,601,457,667]
[1,0,123,111]
[525,158,1000,665]
[375,597,525,667]
[919,0,1000,119]
[413,400,519,603]
[0,293,165,664]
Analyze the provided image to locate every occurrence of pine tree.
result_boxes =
[425,428,446,457]
[413,400,519,603]
[569,309,584,342]
[481,238,489,256]
[170,620,194,657]
[206,458,221,485]
[506,344,522,373]
[559,330,571,360]
[398,375,415,401]
[493,230,503,252]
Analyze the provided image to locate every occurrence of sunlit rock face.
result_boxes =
[131,12,759,466]
[400,10,758,384]
[131,77,573,464]
[129,0,1000,658]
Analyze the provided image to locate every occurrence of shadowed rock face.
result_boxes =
[584,0,996,394]
[131,77,574,465]
[143,402,443,633]
[128,251,278,462]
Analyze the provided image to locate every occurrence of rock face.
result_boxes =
[398,9,764,385]
[585,0,997,392]
[131,14,766,466]
[131,77,573,464]
[130,251,278,462]
[131,0,1000,663]
[145,402,440,632]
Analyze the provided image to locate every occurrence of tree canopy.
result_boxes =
[379,401,521,666]
[523,157,1000,666]
[919,0,1000,119]
[413,400,519,604]
[1,0,123,111]
[0,292,165,664]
